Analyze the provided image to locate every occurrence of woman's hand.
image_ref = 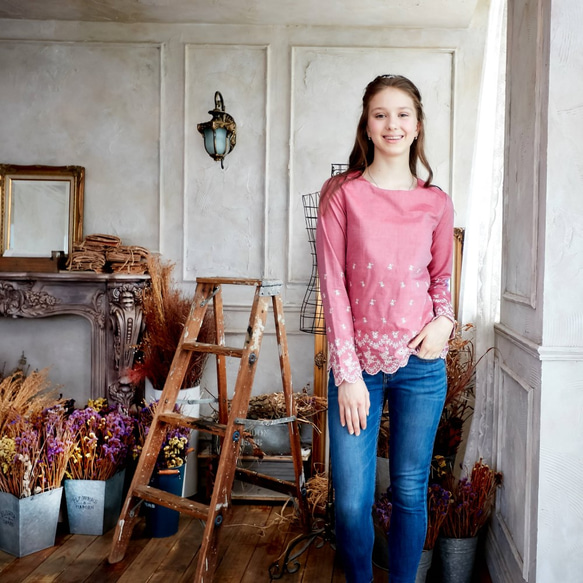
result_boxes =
[338,378,370,436]
[408,316,454,359]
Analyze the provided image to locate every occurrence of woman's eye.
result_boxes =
[400,113,409,117]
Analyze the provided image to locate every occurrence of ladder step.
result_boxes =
[133,485,210,520]
[182,340,244,358]
[158,412,230,438]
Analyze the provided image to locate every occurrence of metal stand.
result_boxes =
[269,466,335,578]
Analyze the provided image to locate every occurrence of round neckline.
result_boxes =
[358,174,420,192]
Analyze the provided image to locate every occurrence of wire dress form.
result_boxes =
[299,191,326,335]
[299,164,348,335]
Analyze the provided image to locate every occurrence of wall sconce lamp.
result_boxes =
[197,91,237,169]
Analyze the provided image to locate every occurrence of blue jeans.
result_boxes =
[328,356,446,583]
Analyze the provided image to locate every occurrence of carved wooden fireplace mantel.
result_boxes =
[0,271,149,408]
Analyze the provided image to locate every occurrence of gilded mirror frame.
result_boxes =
[0,164,84,272]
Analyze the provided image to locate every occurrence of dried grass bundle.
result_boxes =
[0,368,60,436]
[445,324,487,408]
[130,254,214,391]
[305,472,329,518]
[243,389,328,423]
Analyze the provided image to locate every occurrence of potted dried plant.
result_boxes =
[438,459,503,583]
[130,253,214,395]
[0,368,74,557]
[63,398,136,535]
[132,400,191,537]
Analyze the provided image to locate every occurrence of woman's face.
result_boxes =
[366,87,419,161]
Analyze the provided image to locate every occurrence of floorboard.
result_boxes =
[0,502,493,583]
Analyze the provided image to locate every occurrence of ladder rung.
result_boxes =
[158,412,229,438]
[182,340,244,358]
[235,467,299,497]
[133,485,210,520]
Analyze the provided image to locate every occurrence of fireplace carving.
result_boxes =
[0,272,148,408]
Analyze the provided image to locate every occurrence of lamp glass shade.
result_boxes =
[204,127,229,156]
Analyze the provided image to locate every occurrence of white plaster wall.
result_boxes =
[0,13,489,401]
[536,0,583,581]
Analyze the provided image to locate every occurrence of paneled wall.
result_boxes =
[0,15,489,400]
[489,1,583,582]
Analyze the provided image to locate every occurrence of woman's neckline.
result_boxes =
[359,173,420,192]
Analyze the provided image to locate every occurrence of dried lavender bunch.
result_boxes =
[0,404,74,497]
[441,459,503,538]
[424,483,452,550]
[65,401,136,481]
[133,400,191,471]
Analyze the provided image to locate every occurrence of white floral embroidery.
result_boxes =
[368,263,374,269]
[379,281,385,287]
[390,299,396,306]
[370,299,376,306]
[361,281,366,287]
[400,281,406,288]
[328,330,448,386]
[387,264,393,270]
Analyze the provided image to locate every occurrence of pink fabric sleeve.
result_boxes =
[316,190,362,387]
[428,193,456,330]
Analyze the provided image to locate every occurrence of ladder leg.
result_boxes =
[272,294,310,529]
[194,291,271,583]
[213,286,229,426]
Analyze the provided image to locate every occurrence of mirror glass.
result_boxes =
[1,164,84,270]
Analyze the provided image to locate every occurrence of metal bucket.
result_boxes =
[64,469,126,535]
[438,536,479,583]
[0,487,63,557]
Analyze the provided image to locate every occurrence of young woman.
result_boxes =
[316,75,455,583]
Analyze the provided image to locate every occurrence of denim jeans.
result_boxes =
[328,355,446,583]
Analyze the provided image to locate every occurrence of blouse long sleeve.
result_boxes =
[316,189,362,387]
[427,194,456,325]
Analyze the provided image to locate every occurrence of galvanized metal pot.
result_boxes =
[0,487,63,557]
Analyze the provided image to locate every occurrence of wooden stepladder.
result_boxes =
[109,277,309,582]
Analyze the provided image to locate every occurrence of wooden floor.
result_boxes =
[0,503,493,583]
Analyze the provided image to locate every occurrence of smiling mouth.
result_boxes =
[384,135,404,141]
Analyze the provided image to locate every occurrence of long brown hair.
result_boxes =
[320,74,434,213]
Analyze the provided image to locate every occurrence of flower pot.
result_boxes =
[438,536,479,583]
[144,464,185,538]
[64,469,126,535]
[145,379,200,497]
[372,523,433,583]
[0,487,63,557]
[415,548,434,583]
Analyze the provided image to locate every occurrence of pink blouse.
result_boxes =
[316,175,455,386]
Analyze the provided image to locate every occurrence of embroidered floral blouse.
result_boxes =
[316,175,455,386]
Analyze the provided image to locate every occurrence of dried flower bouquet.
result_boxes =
[65,398,135,481]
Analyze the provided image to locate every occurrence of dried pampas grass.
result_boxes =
[0,368,60,436]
